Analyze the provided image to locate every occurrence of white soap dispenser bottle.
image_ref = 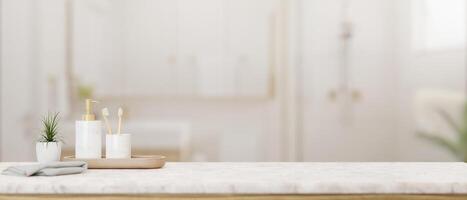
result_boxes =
[75,99,102,159]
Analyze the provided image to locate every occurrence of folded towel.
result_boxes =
[2,161,87,177]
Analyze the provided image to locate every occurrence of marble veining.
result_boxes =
[1,162,467,194]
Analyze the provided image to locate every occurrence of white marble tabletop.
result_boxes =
[1,162,467,195]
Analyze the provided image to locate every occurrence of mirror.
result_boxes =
[69,0,278,99]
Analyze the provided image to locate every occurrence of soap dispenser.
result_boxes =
[75,99,102,159]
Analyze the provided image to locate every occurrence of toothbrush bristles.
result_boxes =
[101,108,112,134]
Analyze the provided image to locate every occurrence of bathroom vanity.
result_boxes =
[1,162,467,200]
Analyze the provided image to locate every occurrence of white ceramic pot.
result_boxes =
[36,142,62,163]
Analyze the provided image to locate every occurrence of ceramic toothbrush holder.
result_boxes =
[106,134,131,159]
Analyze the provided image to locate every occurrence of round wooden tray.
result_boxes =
[63,155,166,169]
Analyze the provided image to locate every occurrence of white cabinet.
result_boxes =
[123,0,178,96]
[224,0,275,97]
[177,0,225,96]
[71,0,278,98]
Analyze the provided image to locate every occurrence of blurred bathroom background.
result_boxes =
[1,0,466,162]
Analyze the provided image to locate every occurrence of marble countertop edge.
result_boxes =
[1,162,467,195]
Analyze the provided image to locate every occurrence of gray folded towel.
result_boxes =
[2,161,87,177]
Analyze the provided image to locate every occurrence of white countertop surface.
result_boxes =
[1,162,467,195]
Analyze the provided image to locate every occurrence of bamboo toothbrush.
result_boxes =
[117,107,123,135]
[102,108,112,135]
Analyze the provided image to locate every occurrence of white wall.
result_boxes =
[1,0,42,161]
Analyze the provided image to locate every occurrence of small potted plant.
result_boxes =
[36,112,63,163]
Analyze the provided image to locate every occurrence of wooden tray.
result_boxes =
[63,155,166,169]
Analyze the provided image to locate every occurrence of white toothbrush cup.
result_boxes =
[106,134,131,159]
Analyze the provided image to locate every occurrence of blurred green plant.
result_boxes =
[77,84,94,100]
[418,105,467,162]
